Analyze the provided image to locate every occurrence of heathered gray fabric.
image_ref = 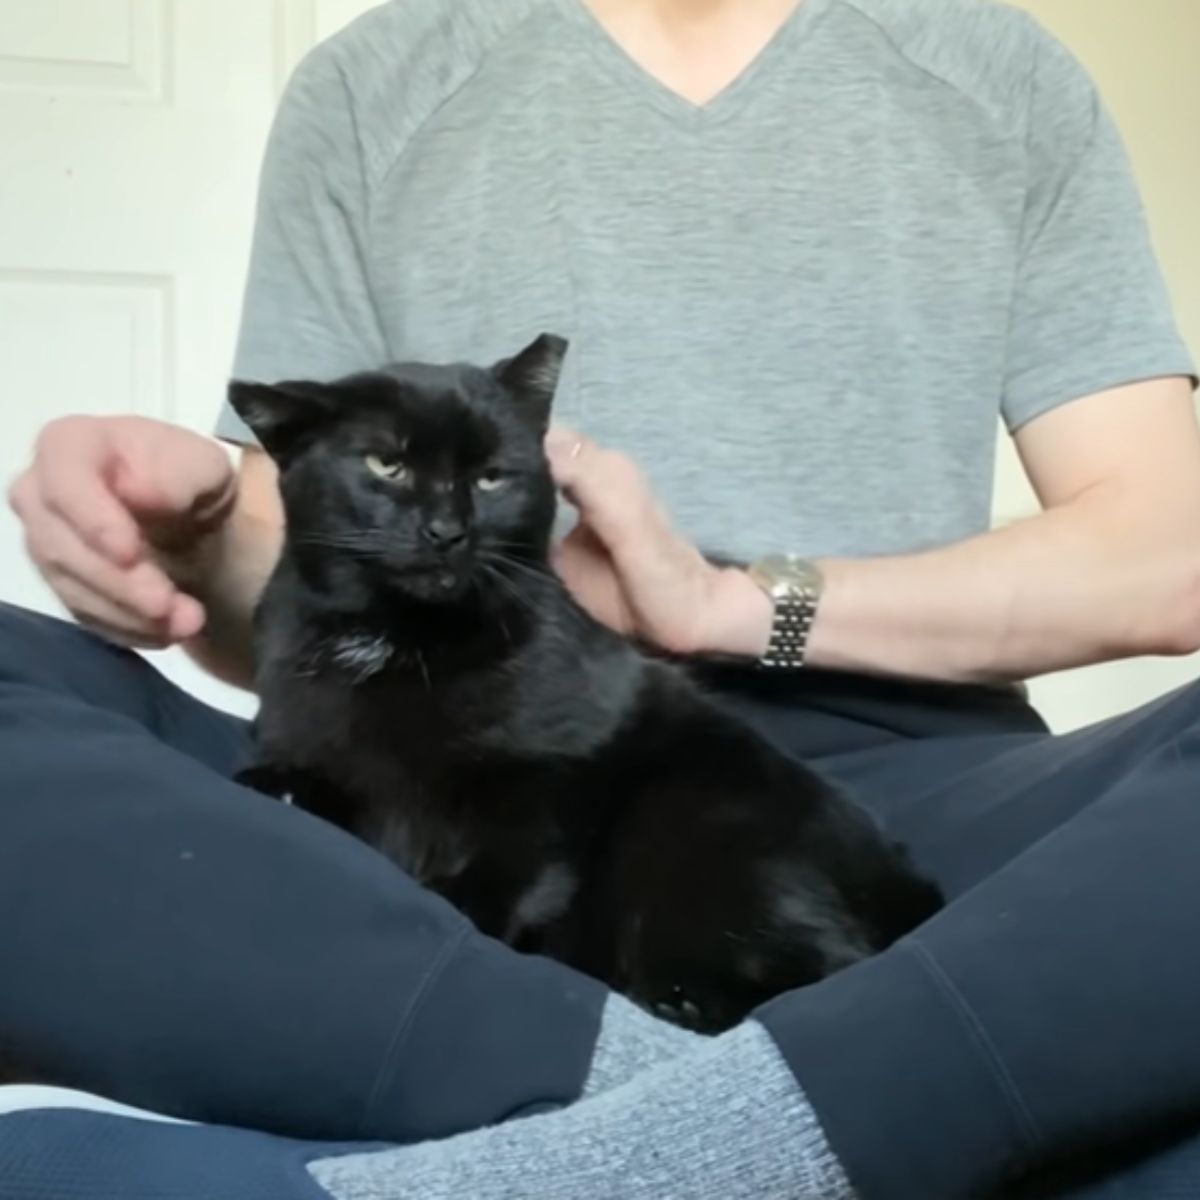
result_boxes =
[580,993,705,1097]
[308,1020,854,1200]
[218,0,1194,562]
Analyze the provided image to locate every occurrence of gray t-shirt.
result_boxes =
[217,0,1194,561]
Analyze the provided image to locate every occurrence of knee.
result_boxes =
[1162,676,1200,734]
[0,602,78,679]
[0,601,141,696]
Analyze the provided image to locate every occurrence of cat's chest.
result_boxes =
[262,673,459,797]
[257,670,560,876]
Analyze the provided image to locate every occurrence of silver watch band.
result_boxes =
[760,591,818,668]
[746,556,823,670]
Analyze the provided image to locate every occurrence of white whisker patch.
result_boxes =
[504,863,577,942]
[327,633,395,681]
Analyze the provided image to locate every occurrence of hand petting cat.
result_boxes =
[545,428,773,661]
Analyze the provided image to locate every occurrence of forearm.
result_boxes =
[717,485,1200,685]
[177,505,281,690]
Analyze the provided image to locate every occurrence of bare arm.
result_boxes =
[180,448,282,690]
[549,375,1200,686]
[702,377,1200,682]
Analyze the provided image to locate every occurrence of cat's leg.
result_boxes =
[432,856,580,953]
[232,761,353,832]
[233,761,300,801]
[597,754,939,1034]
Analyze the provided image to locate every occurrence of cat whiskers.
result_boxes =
[476,560,542,621]
[415,647,432,693]
[478,549,593,633]
[478,549,560,594]
[292,530,394,559]
[475,549,576,611]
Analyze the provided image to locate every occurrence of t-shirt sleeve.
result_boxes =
[1001,22,1196,433]
[214,46,389,445]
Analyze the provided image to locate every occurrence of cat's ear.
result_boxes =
[227,380,339,464]
[493,333,569,427]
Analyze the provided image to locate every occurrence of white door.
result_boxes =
[0,0,376,716]
[1,0,1195,729]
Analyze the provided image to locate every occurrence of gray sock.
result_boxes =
[582,993,706,1096]
[309,1021,855,1200]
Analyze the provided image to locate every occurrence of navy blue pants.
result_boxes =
[1,602,1198,1199]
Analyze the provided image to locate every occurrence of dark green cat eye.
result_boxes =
[365,454,409,483]
[476,468,506,494]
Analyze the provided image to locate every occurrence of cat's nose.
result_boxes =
[421,516,468,551]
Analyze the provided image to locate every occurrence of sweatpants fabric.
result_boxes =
[749,676,1200,1198]
[0,603,606,1142]
[3,1107,1200,1200]
[1,603,1199,1198]
[0,1110,358,1200]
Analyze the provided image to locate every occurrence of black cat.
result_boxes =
[229,334,944,1033]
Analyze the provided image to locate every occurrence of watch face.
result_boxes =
[754,555,823,593]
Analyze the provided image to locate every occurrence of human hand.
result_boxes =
[8,415,238,648]
[544,429,772,658]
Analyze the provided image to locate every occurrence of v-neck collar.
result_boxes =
[558,0,830,128]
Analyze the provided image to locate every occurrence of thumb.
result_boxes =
[545,432,661,555]
[110,437,236,550]
[550,521,600,581]
[112,448,231,515]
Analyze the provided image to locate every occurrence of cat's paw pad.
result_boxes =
[234,764,297,804]
[649,985,704,1029]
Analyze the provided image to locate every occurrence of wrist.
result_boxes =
[155,519,233,602]
[697,567,774,659]
[179,509,279,688]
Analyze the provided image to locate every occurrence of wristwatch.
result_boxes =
[745,555,824,670]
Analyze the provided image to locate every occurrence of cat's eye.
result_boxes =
[476,469,506,493]
[365,453,409,483]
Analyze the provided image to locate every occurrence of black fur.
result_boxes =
[230,334,944,1033]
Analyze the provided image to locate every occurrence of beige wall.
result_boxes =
[992,0,1200,729]
[1012,0,1199,353]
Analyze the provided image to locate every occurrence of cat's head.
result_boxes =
[228,333,568,604]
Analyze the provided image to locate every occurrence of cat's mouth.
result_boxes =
[388,558,475,604]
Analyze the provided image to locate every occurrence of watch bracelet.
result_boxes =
[759,587,818,669]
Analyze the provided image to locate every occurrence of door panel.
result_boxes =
[0,0,374,715]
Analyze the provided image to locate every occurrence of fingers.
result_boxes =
[26,417,143,564]
[544,425,712,591]
[49,574,175,650]
[111,431,236,526]
[11,464,202,648]
[10,415,228,649]
[36,543,202,649]
[15,482,170,615]
[109,427,237,553]
[544,427,585,468]
[544,428,662,546]
[17,502,184,641]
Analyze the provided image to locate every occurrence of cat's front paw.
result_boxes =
[625,979,743,1035]
[234,763,298,806]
